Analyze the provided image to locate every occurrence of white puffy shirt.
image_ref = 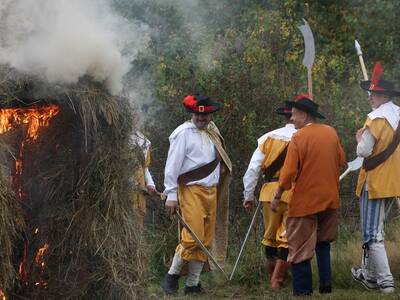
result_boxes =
[357,101,400,158]
[243,124,296,201]
[164,122,220,202]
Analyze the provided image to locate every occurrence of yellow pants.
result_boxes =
[132,191,146,226]
[262,201,288,248]
[176,185,217,262]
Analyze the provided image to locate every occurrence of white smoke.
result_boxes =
[0,0,150,94]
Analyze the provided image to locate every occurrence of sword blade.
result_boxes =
[175,211,228,279]
[229,201,262,280]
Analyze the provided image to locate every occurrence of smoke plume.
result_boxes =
[0,0,150,94]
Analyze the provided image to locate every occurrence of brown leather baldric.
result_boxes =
[263,145,289,182]
[177,149,221,185]
[363,123,400,171]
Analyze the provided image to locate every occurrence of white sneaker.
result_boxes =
[379,283,395,294]
[351,267,379,290]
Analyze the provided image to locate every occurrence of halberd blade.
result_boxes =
[298,19,315,68]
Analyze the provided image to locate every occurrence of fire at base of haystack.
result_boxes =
[0,67,147,299]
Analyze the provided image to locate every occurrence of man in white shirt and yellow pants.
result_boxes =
[352,63,400,293]
[243,104,296,290]
[161,95,232,295]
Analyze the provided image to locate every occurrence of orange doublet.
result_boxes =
[279,124,345,217]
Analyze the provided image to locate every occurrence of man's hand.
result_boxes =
[243,200,253,211]
[165,200,178,215]
[356,127,366,143]
[270,197,280,212]
[270,187,283,212]
[146,185,156,195]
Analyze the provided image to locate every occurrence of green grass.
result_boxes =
[146,217,400,298]
[147,281,400,299]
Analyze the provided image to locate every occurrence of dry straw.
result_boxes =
[0,66,147,299]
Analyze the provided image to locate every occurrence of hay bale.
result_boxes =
[0,66,147,299]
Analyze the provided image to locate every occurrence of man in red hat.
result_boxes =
[351,63,400,293]
[161,95,232,295]
[242,103,296,290]
[271,93,345,296]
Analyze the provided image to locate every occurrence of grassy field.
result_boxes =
[147,277,400,299]
[147,216,400,299]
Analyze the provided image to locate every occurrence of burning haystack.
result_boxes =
[0,66,147,299]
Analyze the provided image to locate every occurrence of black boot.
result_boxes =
[160,273,180,295]
[184,283,203,295]
[292,260,313,296]
[316,242,332,294]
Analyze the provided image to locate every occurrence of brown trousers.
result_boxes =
[286,209,338,264]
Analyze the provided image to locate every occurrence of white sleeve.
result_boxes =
[163,131,186,202]
[144,168,155,187]
[356,128,375,158]
[243,148,265,201]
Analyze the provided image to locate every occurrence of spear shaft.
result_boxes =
[355,40,369,80]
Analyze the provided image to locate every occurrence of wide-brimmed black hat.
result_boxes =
[275,104,292,116]
[285,93,325,119]
[183,95,222,114]
[360,79,400,97]
[361,62,400,97]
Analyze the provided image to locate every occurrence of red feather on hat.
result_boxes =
[295,93,312,101]
[371,62,383,86]
[183,95,197,109]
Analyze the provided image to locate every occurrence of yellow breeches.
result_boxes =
[132,192,146,225]
[176,185,217,262]
[262,201,288,248]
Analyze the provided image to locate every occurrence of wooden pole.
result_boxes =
[358,55,369,80]
[307,67,313,98]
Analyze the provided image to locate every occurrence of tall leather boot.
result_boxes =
[270,259,289,290]
[265,246,278,283]
[266,259,276,282]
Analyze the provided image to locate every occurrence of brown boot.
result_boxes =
[270,259,289,290]
[266,259,276,281]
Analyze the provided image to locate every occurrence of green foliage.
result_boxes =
[121,0,400,294]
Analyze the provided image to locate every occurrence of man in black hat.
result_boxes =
[351,63,400,293]
[242,103,296,290]
[271,93,345,296]
[161,95,232,295]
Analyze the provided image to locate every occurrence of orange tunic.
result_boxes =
[279,123,345,217]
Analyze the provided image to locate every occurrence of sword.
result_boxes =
[229,200,262,280]
[135,186,166,201]
[175,211,228,279]
[298,19,315,97]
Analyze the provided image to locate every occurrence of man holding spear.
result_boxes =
[242,103,296,290]
[351,62,400,293]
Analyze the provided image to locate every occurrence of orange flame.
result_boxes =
[0,104,59,288]
[35,243,49,268]
[0,105,59,141]
[0,289,6,300]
